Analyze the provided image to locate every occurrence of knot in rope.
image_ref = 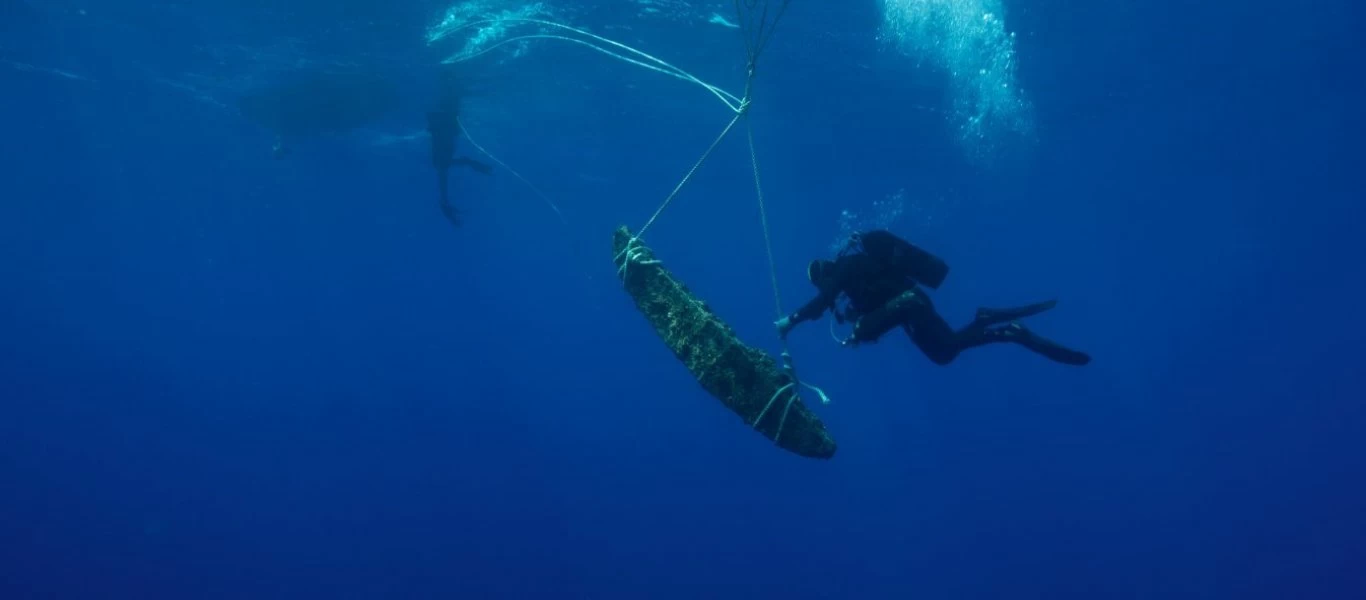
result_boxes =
[779,350,830,406]
[779,349,796,378]
[736,97,753,117]
[753,347,832,445]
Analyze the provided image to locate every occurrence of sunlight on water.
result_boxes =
[427,1,557,62]
[427,0,728,62]
[879,0,1034,156]
[631,0,695,20]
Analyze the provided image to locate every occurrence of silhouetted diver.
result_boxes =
[777,229,1091,366]
[426,75,492,228]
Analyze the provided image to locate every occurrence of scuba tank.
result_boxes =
[842,230,949,290]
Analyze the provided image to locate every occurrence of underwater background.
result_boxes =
[2,0,1363,598]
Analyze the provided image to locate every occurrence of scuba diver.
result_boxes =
[776,230,1091,366]
[427,70,493,228]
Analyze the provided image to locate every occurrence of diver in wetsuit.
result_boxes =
[776,230,1091,366]
[427,78,492,227]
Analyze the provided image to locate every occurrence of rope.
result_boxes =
[747,118,783,322]
[458,118,604,289]
[629,109,745,242]
[456,117,567,224]
[731,2,836,427]
[735,0,792,64]
[444,3,836,438]
[743,82,834,417]
[441,19,744,112]
[448,33,742,113]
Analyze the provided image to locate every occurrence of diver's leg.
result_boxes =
[452,157,493,175]
[439,200,461,227]
[973,299,1057,327]
[437,167,450,204]
[437,169,460,227]
[915,312,1036,364]
[850,290,921,344]
[900,296,963,366]
[852,290,961,365]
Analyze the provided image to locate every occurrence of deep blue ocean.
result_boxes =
[3,1,1363,598]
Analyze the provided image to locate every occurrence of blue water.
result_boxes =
[3,1,1363,598]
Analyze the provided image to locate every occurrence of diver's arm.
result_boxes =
[793,288,837,323]
[777,283,839,337]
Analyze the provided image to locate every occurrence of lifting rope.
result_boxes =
[448,1,833,443]
[618,0,832,444]
[455,117,567,224]
[442,18,744,113]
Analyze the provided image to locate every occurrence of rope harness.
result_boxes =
[619,0,833,444]
[449,1,833,444]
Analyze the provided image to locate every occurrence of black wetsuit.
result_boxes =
[786,230,1090,366]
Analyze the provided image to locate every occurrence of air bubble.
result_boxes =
[879,0,1035,156]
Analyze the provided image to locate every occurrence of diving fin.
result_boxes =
[975,300,1057,327]
[439,196,462,227]
[1001,322,1090,366]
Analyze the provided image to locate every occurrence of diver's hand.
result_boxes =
[775,315,795,338]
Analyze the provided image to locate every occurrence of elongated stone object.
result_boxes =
[613,226,837,459]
